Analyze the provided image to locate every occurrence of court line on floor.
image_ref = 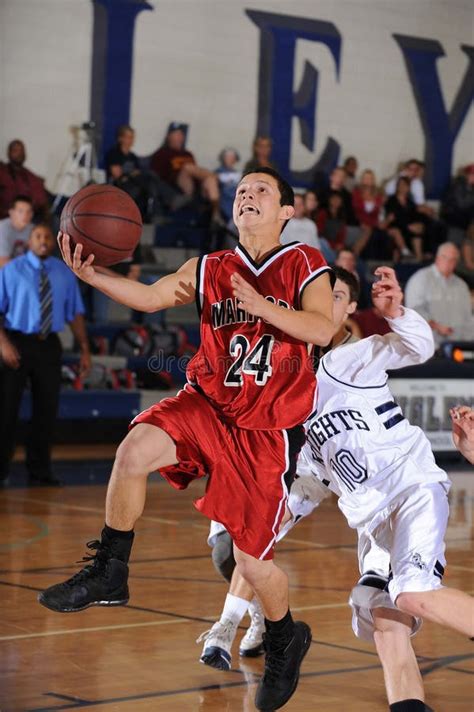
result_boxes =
[25,656,474,712]
[3,494,209,530]
[0,545,354,578]
[0,617,191,642]
[25,664,386,711]
[3,578,470,690]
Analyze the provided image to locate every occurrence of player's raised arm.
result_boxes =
[59,233,197,312]
[231,270,334,346]
[450,406,474,464]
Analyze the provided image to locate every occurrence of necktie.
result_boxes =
[39,264,53,337]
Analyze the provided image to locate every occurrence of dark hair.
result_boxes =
[332,266,360,304]
[8,139,24,152]
[30,222,54,238]
[327,190,346,220]
[240,167,294,233]
[10,194,33,209]
[218,146,240,164]
[240,166,294,207]
[117,124,134,139]
[396,176,410,192]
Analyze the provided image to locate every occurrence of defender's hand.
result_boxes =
[231,272,268,318]
[450,406,474,463]
[58,232,96,284]
[371,266,403,319]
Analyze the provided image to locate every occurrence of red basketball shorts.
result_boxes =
[131,385,304,560]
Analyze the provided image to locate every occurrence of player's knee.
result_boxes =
[396,592,427,618]
[114,439,148,479]
[211,531,235,583]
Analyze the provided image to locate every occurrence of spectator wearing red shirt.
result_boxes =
[151,123,221,223]
[352,170,407,261]
[0,140,49,221]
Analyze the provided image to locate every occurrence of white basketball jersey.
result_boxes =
[299,308,449,529]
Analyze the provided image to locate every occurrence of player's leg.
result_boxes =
[372,607,427,710]
[397,587,474,637]
[198,566,254,670]
[388,482,474,638]
[38,423,177,612]
[234,545,312,712]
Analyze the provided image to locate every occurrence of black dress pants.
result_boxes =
[0,332,62,480]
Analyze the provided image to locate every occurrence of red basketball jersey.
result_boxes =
[186,241,331,429]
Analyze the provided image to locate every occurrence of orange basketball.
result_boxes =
[60,184,142,266]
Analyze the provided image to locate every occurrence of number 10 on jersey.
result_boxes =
[224,334,275,386]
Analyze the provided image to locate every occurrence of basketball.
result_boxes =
[59,184,142,266]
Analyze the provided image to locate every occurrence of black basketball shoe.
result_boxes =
[38,535,131,613]
[254,621,312,711]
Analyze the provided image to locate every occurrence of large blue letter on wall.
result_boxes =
[246,10,342,187]
[90,0,153,161]
[394,35,474,198]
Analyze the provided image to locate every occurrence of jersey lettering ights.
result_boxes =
[307,409,370,460]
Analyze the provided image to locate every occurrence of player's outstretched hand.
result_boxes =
[58,232,96,284]
[450,406,474,464]
[371,266,403,319]
[231,272,268,318]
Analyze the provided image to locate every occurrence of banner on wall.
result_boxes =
[389,378,474,451]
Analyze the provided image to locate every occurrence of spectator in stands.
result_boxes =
[343,156,358,192]
[457,223,474,289]
[0,224,90,486]
[385,177,425,260]
[441,163,474,245]
[280,194,320,248]
[385,159,425,204]
[303,190,319,221]
[316,166,358,226]
[215,148,241,221]
[243,136,278,173]
[0,140,49,221]
[151,123,221,224]
[316,191,347,261]
[386,158,445,252]
[0,196,34,267]
[105,125,179,221]
[405,242,474,348]
[335,247,372,310]
[334,247,354,271]
[352,170,403,260]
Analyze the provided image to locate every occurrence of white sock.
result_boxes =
[220,593,250,625]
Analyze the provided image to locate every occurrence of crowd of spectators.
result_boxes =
[0,129,473,345]
[0,129,472,486]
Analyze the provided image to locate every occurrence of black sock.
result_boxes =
[265,609,295,643]
[101,525,134,563]
[390,701,429,712]
[103,524,134,540]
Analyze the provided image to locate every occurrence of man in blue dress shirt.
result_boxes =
[0,224,90,485]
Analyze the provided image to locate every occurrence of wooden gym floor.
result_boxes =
[0,464,473,711]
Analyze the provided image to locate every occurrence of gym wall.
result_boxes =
[0,0,472,197]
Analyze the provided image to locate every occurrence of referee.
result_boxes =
[0,224,90,486]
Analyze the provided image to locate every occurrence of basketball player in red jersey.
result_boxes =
[39,167,334,711]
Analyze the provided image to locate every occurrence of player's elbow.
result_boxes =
[307,320,334,346]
